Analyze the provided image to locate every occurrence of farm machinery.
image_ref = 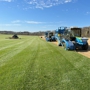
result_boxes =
[54,27,67,46]
[45,32,56,41]
[55,27,88,50]
[45,26,88,50]
[8,34,19,39]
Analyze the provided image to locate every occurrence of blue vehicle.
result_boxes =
[45,32,56,41]
[55,27,67,46]
[55,27,88,50]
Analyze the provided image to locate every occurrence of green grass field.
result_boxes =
[0,34,90,90]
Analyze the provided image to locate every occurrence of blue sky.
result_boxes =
[0,0,90,32]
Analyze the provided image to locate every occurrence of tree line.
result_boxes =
[0,26,90,37]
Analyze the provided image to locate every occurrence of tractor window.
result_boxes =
[71,28,81,37]
[49,33,53,36]
[74,30,81,37]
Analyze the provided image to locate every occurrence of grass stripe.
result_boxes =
[0,35,90,90]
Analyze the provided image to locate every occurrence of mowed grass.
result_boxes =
[0,34,90,90]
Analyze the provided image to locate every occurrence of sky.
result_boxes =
[0,0,90,32]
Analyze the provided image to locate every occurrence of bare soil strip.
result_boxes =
[41,36,90,58]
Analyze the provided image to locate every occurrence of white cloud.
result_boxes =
[25,0,73,9]
[11,20,21,23]
[0,0,13,2]
[64,0,72,3]
[11,20,44,24]
[0,24,21,26]
[86,12,90,15]
[0,20,64,27]
[25,21,43,24]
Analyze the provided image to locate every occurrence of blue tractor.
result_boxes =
[45,32,56,41]
[55,27,88,50]
[55,27,67,46]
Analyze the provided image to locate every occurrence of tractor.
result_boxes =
[54,27,67,46]
[55,27,88,50]
[8,34,19,39]
[12,34,19,39]
[45,32,56,41]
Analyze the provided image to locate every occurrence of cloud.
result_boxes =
[11,20,21,23]
[0,24,21,26]
[11,20,44,24]
[64,0,72,3]
[25,0,73,9]
[25,21,43,24]
[0,0,13,2]
[0,20,64,27]
[86,12,90,15]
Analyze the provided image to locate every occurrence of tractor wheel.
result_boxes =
[58,43,62,46]
[82,43,88,50]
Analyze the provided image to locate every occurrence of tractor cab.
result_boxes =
[71,27,81,37]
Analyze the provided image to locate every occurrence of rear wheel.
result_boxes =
[58,43,62,46]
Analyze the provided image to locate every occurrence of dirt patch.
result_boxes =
[52,42,58,45]
[41,36,90,58]
[40,36,45,40]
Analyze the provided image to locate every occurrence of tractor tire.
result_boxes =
[82,43,88,50]
[58,43,62,46]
